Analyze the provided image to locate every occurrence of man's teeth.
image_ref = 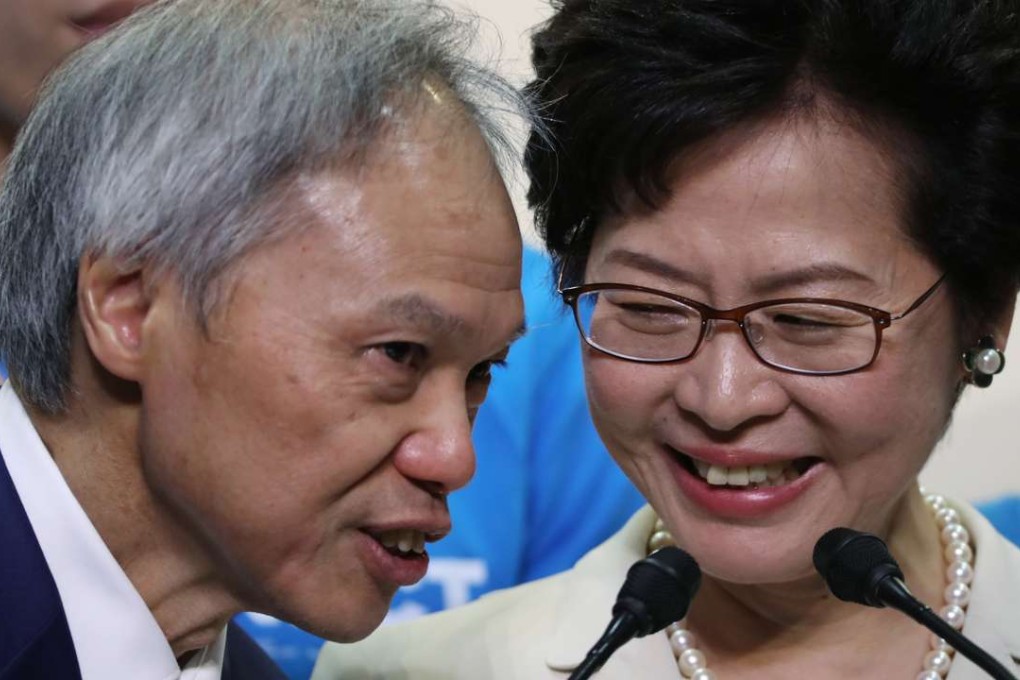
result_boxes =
[693,460,801,487]
[376,529,426,555]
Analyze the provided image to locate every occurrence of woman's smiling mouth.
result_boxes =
[663,445,825,519]
[673,449,822,488]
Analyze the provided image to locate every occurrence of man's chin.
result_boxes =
[280,595,393,643]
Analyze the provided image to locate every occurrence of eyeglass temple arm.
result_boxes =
[888,274,946,321]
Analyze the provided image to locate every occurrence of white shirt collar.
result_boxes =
[0,381,226,680]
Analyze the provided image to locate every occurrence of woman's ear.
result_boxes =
[960,300,1015,388]
[76,254,153,382]
[993,299,1016,350]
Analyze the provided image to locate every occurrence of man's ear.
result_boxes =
[77,254,153,383]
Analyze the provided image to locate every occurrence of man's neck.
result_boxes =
[28,370,242,658]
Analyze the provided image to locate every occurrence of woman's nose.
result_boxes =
[671,320,790,433]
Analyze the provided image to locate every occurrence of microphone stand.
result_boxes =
[878,578,1017,680]
[567,547,701,680]
[567,612,640,680]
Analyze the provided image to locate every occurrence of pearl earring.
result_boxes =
[962,335,1005,388]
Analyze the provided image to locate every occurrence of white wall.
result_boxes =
[923,313,1020,502]
[450,0,547,247]
[460,0,1020,504]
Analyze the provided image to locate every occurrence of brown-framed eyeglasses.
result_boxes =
[559,275,946,376]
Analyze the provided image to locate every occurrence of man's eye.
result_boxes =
[381,342,425,368]
[468,359,507,383]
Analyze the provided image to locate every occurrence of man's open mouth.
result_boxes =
[368,528,426,558]
[362,527,449,559]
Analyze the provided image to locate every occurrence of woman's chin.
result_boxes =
[656,520,827,586]
[696,553,819,587]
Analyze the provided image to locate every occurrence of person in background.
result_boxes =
[316,0,1020,677]
[0,0,528,677]
[1,0,156,382]
[0,0,155,163]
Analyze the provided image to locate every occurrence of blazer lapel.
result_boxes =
[544,506,678,677]
[0,447,82,679]
[221,620,287,680]
[950,505,1020,678]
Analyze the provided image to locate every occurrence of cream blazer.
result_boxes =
[313,503,1020,679]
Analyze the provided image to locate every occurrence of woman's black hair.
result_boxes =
[525,0,1020,331]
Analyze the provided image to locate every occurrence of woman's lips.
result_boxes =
[664,445,823,519]
[680,451,820,488]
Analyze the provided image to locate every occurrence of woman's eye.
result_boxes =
[380,341,426,368]
[773,314,834,328]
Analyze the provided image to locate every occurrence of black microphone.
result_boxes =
[568,546,701,680]
[814,528,1018,680]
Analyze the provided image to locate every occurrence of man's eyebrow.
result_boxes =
[603,249,875,294]
[507,322,528,345]
[375,294,528,344]
[377,294,467,335]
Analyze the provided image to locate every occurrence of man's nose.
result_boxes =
[393,389,477,496]
[671,320,790,433]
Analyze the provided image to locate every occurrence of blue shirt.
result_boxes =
[978,495,1020,546]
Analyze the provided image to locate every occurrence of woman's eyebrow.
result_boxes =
[602,249,701,287]
[603,248,876,295]
[749,264,876,295]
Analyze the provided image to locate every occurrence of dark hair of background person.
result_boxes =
[524,0,1020,336]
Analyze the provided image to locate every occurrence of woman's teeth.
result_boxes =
[375,528,426,555]
[692,459,802,487]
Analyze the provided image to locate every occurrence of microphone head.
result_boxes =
[613,546,701,637]
[813,527,904,607]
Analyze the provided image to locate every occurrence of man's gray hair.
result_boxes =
[0,0,530,413]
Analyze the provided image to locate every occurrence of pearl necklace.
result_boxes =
[647,491,975,680]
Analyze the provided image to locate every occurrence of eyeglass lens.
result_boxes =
[573,289,879,374]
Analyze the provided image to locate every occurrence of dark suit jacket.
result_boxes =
[0,446,286,679]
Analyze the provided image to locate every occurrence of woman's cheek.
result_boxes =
[584,354,667,439]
